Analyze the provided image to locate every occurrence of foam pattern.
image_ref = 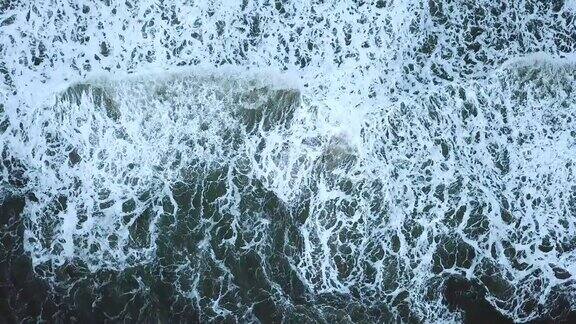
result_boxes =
[1,0,576,322]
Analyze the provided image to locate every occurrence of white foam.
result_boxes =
[1,0,576,322]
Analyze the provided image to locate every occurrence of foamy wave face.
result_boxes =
[1,0,576,322]
[21,75,313,269]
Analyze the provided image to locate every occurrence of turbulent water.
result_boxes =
[1,0,576,323]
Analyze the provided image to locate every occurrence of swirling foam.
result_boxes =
[1,0,576,322]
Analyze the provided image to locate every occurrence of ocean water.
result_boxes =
[1,0,576,322]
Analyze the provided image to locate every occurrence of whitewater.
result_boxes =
[1,0,576,322]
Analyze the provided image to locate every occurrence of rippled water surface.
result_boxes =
[1,1,576,322]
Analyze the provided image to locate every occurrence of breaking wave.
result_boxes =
[1,0,576,322]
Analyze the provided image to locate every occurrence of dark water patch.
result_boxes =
[59,82,120,121]
[2,181,576,322]
[239,87,300,133]
[444,275,576,323]
[444,276,513,324]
